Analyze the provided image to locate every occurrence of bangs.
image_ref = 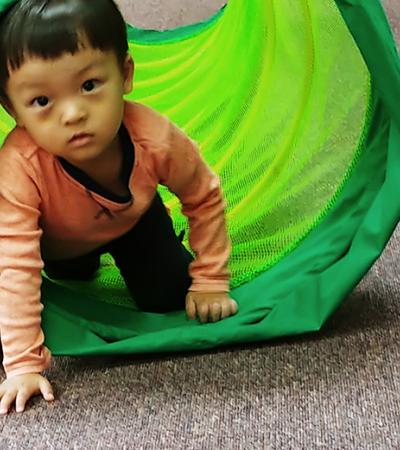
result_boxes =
[0,0,127,97]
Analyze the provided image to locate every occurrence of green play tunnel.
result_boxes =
[0,0,399,355]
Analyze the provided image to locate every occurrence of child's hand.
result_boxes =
[0,373,54,415]
[186,291,238,323]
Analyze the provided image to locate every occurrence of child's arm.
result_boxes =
[0,151,52,412]
[154,121,236,322]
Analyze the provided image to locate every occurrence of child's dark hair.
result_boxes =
[0,0,128,103]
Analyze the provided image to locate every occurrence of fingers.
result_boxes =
[208,302,222,323]
[186,293,238,323]
[15,389,32,413]
[39,377,54,402]
[229,299,238,316]
[0,391,16,416]
[186,295,197,320]
[0,375,54,415]
[197,302,211,323]
[209,299,238,322]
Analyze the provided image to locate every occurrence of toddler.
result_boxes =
[0,0,236,415]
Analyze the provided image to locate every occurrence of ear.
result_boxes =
[122,53,134,94]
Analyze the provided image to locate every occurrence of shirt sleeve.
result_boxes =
[155,121,231,293]
[0,152,51,378]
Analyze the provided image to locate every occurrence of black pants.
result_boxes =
[44,195,193,313]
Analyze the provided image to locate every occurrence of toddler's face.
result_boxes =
[5,44,133,167]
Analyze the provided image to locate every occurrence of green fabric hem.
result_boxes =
[126,6,225,45]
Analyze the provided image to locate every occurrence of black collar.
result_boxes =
[59,124,134,204]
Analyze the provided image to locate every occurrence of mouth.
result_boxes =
[68,132,94,147]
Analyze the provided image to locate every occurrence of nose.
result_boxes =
[61,100,88,126]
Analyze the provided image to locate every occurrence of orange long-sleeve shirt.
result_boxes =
[0,101,230,378]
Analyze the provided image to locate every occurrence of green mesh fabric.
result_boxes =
[126,0,371,287]
[0,0,372,306]
[49,0,372,306]
[0,0,399,354]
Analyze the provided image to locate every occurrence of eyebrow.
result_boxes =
[76,61,101,77]
[17,60,102,89]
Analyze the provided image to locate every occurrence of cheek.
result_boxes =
[18,108,48,128]
[27,115,51,133]
[32,129,61,150]
[97,93,125,128]
[26,118,62,149]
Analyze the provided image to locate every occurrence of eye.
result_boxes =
[82,79,97,92]
[32,96,49,107]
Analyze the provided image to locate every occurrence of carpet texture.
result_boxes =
[0,1,399,449]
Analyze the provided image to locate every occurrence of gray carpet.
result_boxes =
[1,1,399,449]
